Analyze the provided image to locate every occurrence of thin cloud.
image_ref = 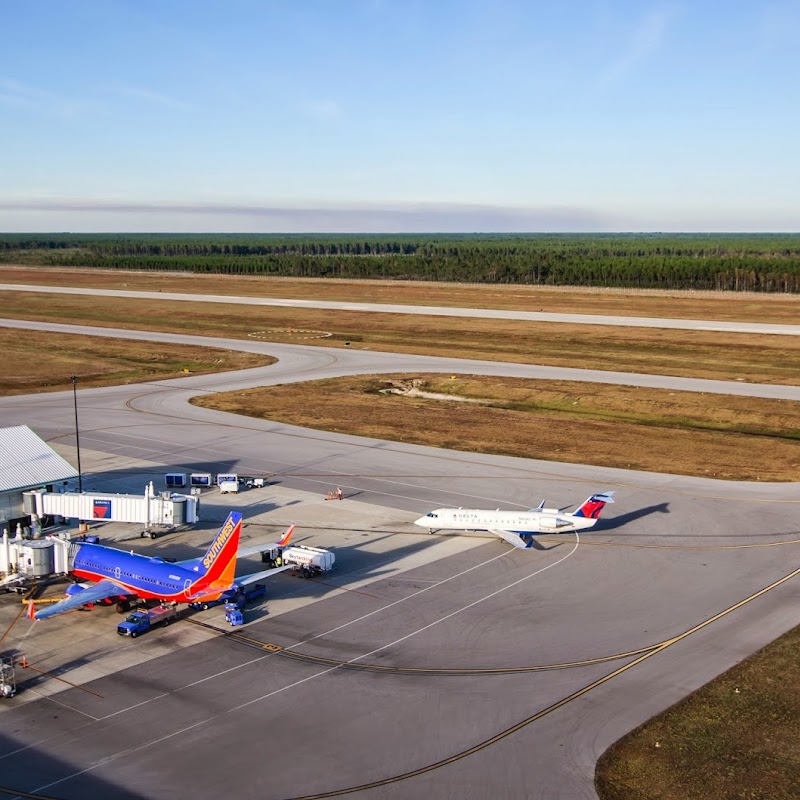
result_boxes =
[0,198,621,232]
[302,99,344,121]
[118,86,192,110]
[0,77,84,116]
[597,6,676,87]
[0,78,47,109]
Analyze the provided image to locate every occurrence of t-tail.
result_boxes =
[193,511,243,594]
[572,492,615,520]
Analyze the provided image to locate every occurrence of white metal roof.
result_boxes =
[0,425,79,493]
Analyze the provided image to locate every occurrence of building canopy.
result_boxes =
[0,426,79,493]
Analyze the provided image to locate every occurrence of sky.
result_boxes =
[1,0,799,232]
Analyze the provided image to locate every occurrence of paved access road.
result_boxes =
[2,282,800,335]
[0,321,798,800]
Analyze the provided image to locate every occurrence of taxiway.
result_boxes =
[0,323,798,800]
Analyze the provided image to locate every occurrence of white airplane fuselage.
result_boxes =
[414,508,597,534]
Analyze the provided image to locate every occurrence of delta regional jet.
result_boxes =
[414,492,615,549]
[31,512,294,620]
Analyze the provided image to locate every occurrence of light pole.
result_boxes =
[70,375,83,493]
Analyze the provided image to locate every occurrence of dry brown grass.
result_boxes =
[1,289,799,385]
[0,329,274,395]
[2,265,800,322]
[191,375,800,481]
[596,623,800,800]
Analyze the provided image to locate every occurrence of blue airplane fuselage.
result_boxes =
[74,544,205,601]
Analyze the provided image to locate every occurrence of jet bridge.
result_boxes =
[22,482,199,528]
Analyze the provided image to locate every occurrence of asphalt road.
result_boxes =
[0,323,799,800]
[2,282,800,335]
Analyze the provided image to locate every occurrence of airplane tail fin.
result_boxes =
[573,492,615,520]
[277,523,296,548]
[195,512,243,592]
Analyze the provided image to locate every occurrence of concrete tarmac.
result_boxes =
[2,282,800,335]
[0,325,798,799]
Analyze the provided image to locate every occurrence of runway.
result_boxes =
[2,282,800,335]
[0,322,798,799]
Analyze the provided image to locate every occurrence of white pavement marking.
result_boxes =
[28,539,578,794]
[349,534,580,664]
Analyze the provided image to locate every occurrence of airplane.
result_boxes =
[30,512,295,620]
[414,491,615,549]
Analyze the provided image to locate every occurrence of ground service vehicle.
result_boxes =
[0,656,16,698]
[188,582,266,611]
[261,544,335,578]
[224,602,244,626]
[245,477,266,488]
[117,604,179,637]
[217,474,239,494]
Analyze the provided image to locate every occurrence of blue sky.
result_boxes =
[1,0,798,232]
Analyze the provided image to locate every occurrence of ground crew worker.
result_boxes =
[336,486,343,500]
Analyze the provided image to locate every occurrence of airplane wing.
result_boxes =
[489,529,532,549]
[236,565,293,586]
[237,542,279,559]
[237,524,296,559]
[33,579,127,620]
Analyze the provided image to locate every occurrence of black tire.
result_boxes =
[201,603,209,611]
[130,631,138,638]
[149,532,157,540]
[116,601,131,614]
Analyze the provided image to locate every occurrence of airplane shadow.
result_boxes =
[598,503,670,531]
[527,537,563,551]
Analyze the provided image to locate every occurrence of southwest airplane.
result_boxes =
[414,492,615,549]
[31,512,294,620]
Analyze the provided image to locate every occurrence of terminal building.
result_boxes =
[0,425,78,533]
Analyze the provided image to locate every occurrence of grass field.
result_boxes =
[595,623,800,800]
[1,288,799,385]
[190,374,800,481]
[0,329,274,395]
[2,265,800,322]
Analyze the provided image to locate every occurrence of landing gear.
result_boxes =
[116,600,131,614]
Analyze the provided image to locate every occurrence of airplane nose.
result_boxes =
[413,517,428,527]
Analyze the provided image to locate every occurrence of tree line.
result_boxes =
[2,233,799,292]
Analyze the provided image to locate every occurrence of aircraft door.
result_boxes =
[114,566,121,580]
